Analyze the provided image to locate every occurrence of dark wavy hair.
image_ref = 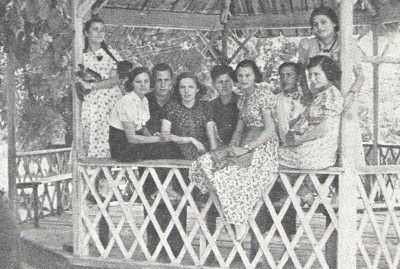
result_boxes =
[124,67,151,92]
[307,55,341,82]
[151,63,173,88]
[310,6,339,32]
[278,62,302,77]
[173,72,207,104]
[235,59,263,83]
[210,64,236,82]
[83,17,119,62]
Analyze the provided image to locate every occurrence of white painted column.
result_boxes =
[337,1,359,268]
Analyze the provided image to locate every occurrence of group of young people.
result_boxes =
[77,6,365,256]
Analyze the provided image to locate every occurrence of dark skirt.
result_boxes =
[109,126,181,162]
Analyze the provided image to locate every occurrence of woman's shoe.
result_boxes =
[234,223,248,241]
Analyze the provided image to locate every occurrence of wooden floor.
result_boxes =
[20,204,400,269]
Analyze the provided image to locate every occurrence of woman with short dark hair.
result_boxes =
[109,67,175,162]
[189,59,278,241]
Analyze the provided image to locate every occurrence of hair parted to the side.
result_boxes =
[151,63,174,88]
[235,59,263,83]
[278,62,302,77]
[210,64,236,82]
[124,67,151,92]
[310,6,339,32]
[173,72,207,103]
[307,55,341,82]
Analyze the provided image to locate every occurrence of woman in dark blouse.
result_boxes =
[161,72,217,160]
[210,65,239,146]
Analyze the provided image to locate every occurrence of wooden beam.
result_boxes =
[5,52,17,217]
[227,10,373,30]
[372,24,380,165]
[99,7,223,30]
[337,1,358,269]
[96,4,400,31]
[72,0,86,256]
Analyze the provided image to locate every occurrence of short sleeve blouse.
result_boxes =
[237,83,277,128]
[109,91,150,131]
[82,47,122,79]
[308,85,344,123]
[163,100,214,159]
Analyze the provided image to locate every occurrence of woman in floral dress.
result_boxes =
[298,6,365,166]
[77,17,123,158]
[189,59,278,241]
[278,55,344,206]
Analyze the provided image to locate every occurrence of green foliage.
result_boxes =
[0,0,73,150]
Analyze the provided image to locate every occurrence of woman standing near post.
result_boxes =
[76,17,123,158]
[298,6,365,166]
[189,59,278,241]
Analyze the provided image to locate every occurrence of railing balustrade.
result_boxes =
[75,158,342,268]
[16,148,73,223]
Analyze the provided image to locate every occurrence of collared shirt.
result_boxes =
[275,87,305,145]
[109,91,150,131]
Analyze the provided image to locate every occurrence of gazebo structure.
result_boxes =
[6,0,400,268]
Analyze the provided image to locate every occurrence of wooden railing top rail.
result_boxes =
[363,142,400,148]
[357,164,400,174]
[16,147,72,157]
[78,158,345,174]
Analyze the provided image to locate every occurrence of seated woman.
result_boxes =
[209,64,239,147]
[189,59,278,241]
[278,55,344,204]
[109,67,174,162]
[161,72,217,160]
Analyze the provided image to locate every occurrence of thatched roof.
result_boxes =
[96,0,400,33]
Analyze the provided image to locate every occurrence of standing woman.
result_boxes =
[298,6,365,165]
[189,60,278,241]
[77,17,123,158]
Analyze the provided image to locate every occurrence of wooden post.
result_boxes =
[5,52,18,218]
[72,0,87,256]
[221,23,228,64]
[337,2,358,268]
[372,24,380,165]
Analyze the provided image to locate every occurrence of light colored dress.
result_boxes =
[189,84,278,224]
[299,36,365,166]
[81,47,122,158]
[275,87,305,146]
[278,85,344,169]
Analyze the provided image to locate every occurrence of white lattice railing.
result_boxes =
[16,148,73,224]
[357,165,400,269]
[364,143,400,165]
[75,158,343,268]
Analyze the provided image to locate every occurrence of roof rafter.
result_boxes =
[98,3,400,31]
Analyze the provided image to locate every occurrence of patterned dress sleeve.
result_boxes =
[258,84,277,111]
[308,86,344,124]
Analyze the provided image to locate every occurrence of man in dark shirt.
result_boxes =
[209,64,239,146]
[144,63,186,262]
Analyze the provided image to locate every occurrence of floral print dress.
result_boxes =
[81,48,122,158]
[278,85,344,169]
[299,36,365,166]
[189,85,278,224]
